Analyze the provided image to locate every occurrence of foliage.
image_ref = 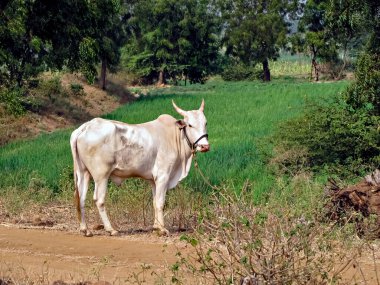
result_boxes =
[0,0,46,88]
[70,83,84,96]
[78,37,99,83]
[0,87,25,116]
[221,0,294,81]
[121,0,221,84]
[275,97,380,178]
[0,0,126,90]
[87,0,128,89]
[36,76,63,99]
[325,0,367,52]
[221,63,263,81]
[345,52,380,116]
[269,57,310,78]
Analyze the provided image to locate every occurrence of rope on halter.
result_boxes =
[180,126,217,190]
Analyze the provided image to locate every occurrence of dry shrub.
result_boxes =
[173,186,362,285]
[165,185,204,231]
[99,181,204,232]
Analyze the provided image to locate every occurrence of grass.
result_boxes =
[0,78,349,201]
[270,59,310,78]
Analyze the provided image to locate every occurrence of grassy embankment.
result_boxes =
[0,78,349,204]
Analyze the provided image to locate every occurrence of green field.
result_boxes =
[0,79,349,200]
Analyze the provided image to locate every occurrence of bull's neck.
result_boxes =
[176,126,194,182]
[178,128,194,158]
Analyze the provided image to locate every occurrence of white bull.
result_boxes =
[70,100,209,236]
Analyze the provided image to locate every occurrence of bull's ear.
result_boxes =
[175,120,187,129]
[172,100,186,116]
[199,98,205,112]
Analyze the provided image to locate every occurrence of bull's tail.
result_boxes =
[70,127,84,222]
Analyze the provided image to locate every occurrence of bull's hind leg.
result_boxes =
[76,170,92,237]
[94,179,119,236]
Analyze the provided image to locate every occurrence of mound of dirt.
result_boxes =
[0,73,136,146]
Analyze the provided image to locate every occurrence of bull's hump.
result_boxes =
[156,114,176,126]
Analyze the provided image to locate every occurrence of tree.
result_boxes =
[178,0,221,84]
[325,0,366,78]
[30,0,127,89]
[344,0,380,115]
[88,0,128,90]
[291,0,366,81]
[295,0,337,81]
[0,0,46,87]
[29,0,93,78]
[221,0,290,81]
[122,0,220,84]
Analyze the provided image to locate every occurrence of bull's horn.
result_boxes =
[199,99,205,112]
[172,100,186,116]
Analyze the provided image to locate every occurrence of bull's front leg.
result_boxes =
[152,179,169,236]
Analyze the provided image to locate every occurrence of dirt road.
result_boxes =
[0,224,186,284]
[1,223,380,285]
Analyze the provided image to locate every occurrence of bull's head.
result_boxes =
[173,99,210,153]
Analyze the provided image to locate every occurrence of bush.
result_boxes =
[345,52,380,115]
[275,97,380,178]
[70,83,85,96]
[38,76,63,98]
[221,64,263,81]
[0,87,26,116]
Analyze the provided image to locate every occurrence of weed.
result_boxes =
[89,256,112,281]
[70,83,85,96]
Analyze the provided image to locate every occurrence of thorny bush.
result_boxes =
[172,186,362,285]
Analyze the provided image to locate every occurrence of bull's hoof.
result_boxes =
[81,229,93,237]
[108,230,119,236]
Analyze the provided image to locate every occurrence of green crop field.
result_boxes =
[0,78,349,200]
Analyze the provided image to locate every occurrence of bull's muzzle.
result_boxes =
[199,144,210,152]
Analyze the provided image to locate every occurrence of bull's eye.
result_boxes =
[188,124,193,128]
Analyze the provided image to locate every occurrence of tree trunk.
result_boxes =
[311,58,319,81]
[100,58,107,90]
[310,46,319,82]
[262,58,271,82]
[158,70,166,85]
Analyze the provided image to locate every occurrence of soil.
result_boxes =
[0,224,189,284]
[1,221,380,285]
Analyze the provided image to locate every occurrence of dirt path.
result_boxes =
[0,224,186,284]
[1,223,380,284]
